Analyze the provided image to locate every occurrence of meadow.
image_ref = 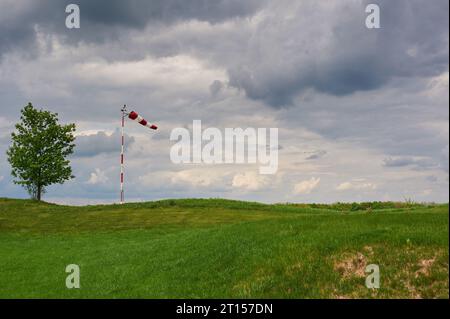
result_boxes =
[0,198,448,298]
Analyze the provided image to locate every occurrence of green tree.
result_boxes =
[6,103,76,201]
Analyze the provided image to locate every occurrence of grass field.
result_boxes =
[0,198,448,299]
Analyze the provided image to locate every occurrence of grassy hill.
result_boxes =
[0,198,448,298]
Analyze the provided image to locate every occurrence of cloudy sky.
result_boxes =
[0,0,448,205]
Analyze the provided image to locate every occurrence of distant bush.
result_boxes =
[284,201,433,212]
[76,198,441,213]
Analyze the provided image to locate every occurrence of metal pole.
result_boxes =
[120,105,126,204]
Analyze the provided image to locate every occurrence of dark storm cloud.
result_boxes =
[0,0,265,56]
[2,0,447,106]
[226,0,449,106]
[74,130,134,157]
[77,0,264,27]
[382,156,438,170]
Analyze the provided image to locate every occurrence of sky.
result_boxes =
[0,0,448,205]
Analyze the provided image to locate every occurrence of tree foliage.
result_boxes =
[6,103,76,200]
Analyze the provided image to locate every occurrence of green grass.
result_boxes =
[0,198,448,298]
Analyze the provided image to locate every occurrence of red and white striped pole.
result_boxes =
[120,105,127,204]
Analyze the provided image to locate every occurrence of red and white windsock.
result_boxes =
[128,111,158,130]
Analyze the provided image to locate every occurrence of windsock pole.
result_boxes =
[120,105,127,204]
[119,105,157,204]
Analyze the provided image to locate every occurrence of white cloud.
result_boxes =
[171,169,221,187]
[232,171,270,191]
[73,55,226,93]
[87,168,109,185]
[139,168,228,190]
[293,177,320,195]
[336,181,377,191]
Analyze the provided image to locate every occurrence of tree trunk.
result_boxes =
[37,184,42,201]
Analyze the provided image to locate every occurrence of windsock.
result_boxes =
[128,111,157,130]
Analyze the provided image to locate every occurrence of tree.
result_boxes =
[7,103,76,201]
